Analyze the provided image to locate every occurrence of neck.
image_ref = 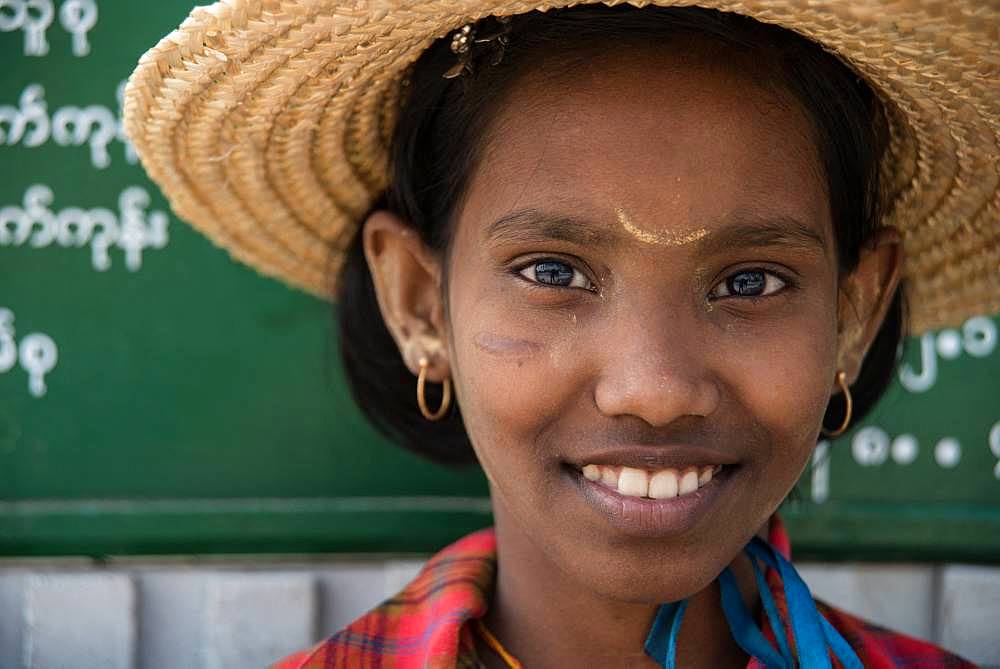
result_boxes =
[482,501,761,669]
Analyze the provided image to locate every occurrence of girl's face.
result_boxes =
[366,43,900,605]
[448,47,837,602]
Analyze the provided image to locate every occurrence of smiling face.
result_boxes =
[445,44,838,602]
[363,38,899,610]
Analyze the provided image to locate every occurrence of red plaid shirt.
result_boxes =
[271,517,976,668]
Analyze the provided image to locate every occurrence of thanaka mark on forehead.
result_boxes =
[482,205,827,256]
[615,207,710,246]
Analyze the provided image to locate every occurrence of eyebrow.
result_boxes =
[696,214,829,256]
[483,207,828,254]
[484,208,620,247]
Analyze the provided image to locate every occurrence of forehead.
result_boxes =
[458,41,830,241]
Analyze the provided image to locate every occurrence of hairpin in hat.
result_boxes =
[443,15,513,79]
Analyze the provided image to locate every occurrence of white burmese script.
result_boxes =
[0,307,57,398]
[0,0,97,57]
[0,81,138,169]
[0,184,170,272]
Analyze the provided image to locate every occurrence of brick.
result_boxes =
[0,573,25,669]
[23,573,136,669]
[135,571,207,669]
[797,562,934,641]
[315,563,388,633]
[938,565,1000,666]
[203,572,317,669]
[383,559,427,598]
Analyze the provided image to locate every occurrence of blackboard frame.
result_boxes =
[3,0,998,566]
[3,498,999,562]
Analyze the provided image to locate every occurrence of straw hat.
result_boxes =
[122,0,998,334]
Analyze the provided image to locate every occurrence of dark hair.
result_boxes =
[337,4,906,466]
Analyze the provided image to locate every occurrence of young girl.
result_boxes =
[123,1,995,666]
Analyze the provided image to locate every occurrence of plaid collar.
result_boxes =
[272,516,976,668]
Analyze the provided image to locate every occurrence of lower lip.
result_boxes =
[567,465,735,538]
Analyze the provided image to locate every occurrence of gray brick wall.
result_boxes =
[0,559,996,668]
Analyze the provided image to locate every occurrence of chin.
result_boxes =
[557,535,739,605]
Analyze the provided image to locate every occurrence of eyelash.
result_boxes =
[515,258,795,300]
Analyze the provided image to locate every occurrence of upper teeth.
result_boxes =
[580,464,720,499]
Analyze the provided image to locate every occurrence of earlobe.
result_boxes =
[836,227,903,385]
[362,210,450,379]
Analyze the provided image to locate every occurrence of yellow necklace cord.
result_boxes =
[475,618,524,669]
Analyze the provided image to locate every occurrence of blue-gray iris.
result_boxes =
[536,261,574,286]
[729,270,766,296]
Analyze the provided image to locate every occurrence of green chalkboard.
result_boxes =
[2,0,998,561]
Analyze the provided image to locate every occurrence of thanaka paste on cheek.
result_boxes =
[474,331,543,358]
[615,207,710,246]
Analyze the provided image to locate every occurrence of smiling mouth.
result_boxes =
[579,463,723,499]
[566,461,736,537]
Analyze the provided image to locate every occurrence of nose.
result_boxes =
[593,307,720,427]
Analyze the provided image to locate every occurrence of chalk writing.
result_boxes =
[811,441,830,504]
[0,184,169,271]
[0,81,138,169]
[851,427,966,470]
[51,94,116,168]
[0,0,52,56]
[846,425,1000,478]
[0,84,47,147]
[889,433,919,465]
[58,0,95,56]
[0,307,57,397]
[934,437,962,468]
[898,316,997,393]
[989,421,1000,480]
[0,0,97,57]
[852,426,891,466]
[805,420,999,504]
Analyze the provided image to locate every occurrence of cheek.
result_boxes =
[723,314,837,493]
[751,338,831,427]
[448,297,586,476]
[453,310,580,431]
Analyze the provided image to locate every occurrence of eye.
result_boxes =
[518,259,593,290]
[710,269,787,299]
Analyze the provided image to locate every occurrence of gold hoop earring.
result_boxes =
[417,357,451,421]
[821,370,853,438]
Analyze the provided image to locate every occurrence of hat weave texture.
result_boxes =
[122,0,999,334]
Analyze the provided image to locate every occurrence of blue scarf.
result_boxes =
[644,537,862,668]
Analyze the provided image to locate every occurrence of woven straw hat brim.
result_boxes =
[123,0,999,335]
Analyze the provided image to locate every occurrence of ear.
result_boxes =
[362,210,450,380]
[836,227,904,385]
